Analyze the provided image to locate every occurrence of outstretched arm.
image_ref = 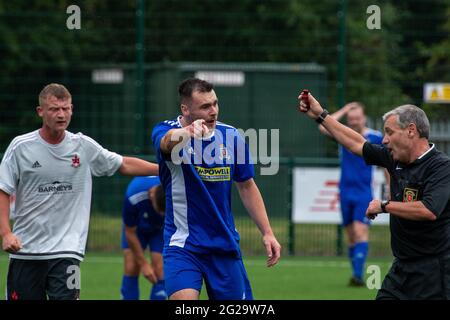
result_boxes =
[318,103,354,138]
[298,92,366,156]
[235,179,281,267]
[119,157,159,176]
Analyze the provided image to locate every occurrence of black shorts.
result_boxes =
[377,253,450,300]
[7,258,81,300]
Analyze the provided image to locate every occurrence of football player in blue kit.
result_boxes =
[120,176,166,300]
[152,78,281,300]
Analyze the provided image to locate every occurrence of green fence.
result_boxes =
[0,149,392,257]
[58,62,328,156]
[3,1,449,258]
[0,60,392,257]
[86,157,391,257]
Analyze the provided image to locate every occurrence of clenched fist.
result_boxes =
[2,232,22,253]
[186,119,210,139]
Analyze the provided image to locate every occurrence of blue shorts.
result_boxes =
[340,194,372,226]
[163,246,253,300]
[121,225,164,254]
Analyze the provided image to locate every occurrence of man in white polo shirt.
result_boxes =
[0,83,158,300]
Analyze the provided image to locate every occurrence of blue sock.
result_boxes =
[352,242,369,280]
[121,275,139,300]
[150,280,167,300]
[348,245,355,260]
[348,245,355,274]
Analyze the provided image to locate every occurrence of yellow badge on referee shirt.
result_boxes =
[403,188,418,202]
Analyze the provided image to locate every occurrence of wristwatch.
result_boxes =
[315,109,329,124]
[381,200,390,213]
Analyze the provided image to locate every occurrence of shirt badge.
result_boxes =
[403,188,418,202]
[71,154,81,168]
[219,144,231,161]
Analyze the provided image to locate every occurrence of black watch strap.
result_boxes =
[315,109,329,124]
[381,200,390,213]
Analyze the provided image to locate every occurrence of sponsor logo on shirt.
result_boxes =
[38,181,73,194]
[194,166,231,182]
[403,188,418,202]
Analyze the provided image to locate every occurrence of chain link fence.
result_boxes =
[2,0,450,257]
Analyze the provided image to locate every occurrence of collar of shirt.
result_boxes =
[397,143,436,169]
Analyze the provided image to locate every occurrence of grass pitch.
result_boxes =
[0,252,391,300]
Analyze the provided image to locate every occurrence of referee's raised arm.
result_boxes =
[298,91,367,156]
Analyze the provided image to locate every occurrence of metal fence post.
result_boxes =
[336,0,347,257]
[337,0,347,109]
[135,0,145,154]
[336,224,343,256]
[288,158,295,256]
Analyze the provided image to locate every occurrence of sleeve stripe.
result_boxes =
[164,118,182,128]
[216,121,236,129]
[0,182,14,195]
[3,134,37,162]
[128,191,149,205]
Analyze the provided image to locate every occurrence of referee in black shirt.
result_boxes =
[299,92,450,300]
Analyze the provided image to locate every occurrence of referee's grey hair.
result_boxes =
[382,105,430,139]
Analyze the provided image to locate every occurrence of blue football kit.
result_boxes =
[152,116,254,299]
[339,128,383,282]
[121,176,164,252]
[339,128,383,226]
[120,176,166,300]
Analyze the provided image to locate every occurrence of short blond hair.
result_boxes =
[39,83,71,106]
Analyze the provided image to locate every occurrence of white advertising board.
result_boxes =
[292,167,389,225]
